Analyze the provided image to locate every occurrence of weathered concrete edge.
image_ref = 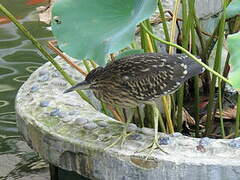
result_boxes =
[15,113,240,180]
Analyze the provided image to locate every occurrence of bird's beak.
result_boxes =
[64,80,90,93]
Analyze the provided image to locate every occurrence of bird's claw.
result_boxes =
[104,131,133,150]
[136,137,168,160]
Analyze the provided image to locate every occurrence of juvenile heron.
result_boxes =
[64,53,204,154]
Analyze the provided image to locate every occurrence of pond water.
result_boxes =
[0,1,54,179]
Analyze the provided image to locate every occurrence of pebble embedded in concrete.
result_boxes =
[50,109,61,116]
[229,138,240,149]
[30,85,39,93]
[52,71,60,77]
[40,101,50,107]
[96,121,108,127]
[199,137,211,146]
[58,111,67,118]
[39,69,49,76]
[141,127,154,135]
[52,79,67,86]
[75,118,88,124]
[83,122,98,130]
[171,132,182,137]
[68,110,79,116]
[38,74,49,82]
[127,123,138,132]
[127,134,143,141]
[159,137,171,145]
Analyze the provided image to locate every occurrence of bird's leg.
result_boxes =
[137,102,168,159]
[104,108,134,150]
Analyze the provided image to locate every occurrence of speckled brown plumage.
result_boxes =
[65,53,204,107]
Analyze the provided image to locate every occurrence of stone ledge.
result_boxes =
[15,57,240,180]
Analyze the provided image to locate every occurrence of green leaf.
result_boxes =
[227,32,240,89]
[51,0,157,66]
[115,49,144,60]
[226,0,240,19]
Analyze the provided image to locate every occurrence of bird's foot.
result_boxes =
[104,131,133,150]
[136,137,168,160]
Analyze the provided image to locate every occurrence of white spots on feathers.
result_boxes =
[140,68,150,72]
[179,55,188,59]
[158,62,164,67]
[176,82,180,86]
[183,70,188,75]
[123,76,129,80]
[180,63,188,69]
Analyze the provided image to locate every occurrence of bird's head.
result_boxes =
[64,66,104,93]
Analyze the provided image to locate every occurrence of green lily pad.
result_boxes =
[51,0,157,66]
[226,0,240,19]
[116,49,144,60]
[227,32,240,89]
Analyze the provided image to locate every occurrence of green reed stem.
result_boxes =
[218,79,225,138]
[235,93,240,137]
[83,60,91,72]
[157,0,170,43]
[205,0,227,136]
[188,0,200,137]
[136,107,144,128]
[159,113,166,133]
[90,60,97,68]
[144,20,158,52]
[176,0,186,132]
[0,4,91,105]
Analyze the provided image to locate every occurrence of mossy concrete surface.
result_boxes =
[15,56,240,180]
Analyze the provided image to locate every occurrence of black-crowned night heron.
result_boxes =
[64,53,204,154]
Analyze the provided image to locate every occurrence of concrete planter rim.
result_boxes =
[15,57,240,180]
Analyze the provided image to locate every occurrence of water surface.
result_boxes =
[0,1,53,179]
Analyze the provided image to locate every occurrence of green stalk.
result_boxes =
[221,54,230,96]
[235,93,240,137]
[157,0,170,43]
[201,22,220,61]
[100,102,108,115]
[189,0,200,137]
[140,23,148,52]
[170,94,176,127]
[83,60,91,72]
[144,20,158,52]
[193,14,205,52]
[181,0,188,38]
[218,79,225,138]
[131,42,138,49]
[137,107,144,128]
[159,113,166,133]
[90,60,97,68]
[205,0,227,136]
[140,23,231,85]
[191,40,200,134]
[0,4,91,105]
[176,0,189,132]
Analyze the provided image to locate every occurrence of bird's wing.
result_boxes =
[106,53,202,101]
